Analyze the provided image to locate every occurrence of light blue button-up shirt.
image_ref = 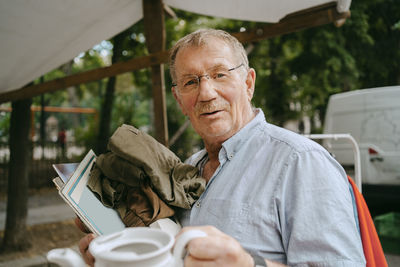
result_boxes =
[178,109,366,266]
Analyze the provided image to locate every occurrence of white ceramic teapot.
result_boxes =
[47,227,206,267]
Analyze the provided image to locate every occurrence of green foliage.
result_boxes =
[374,212,400,254]
[0,106,11,141]
[111,86,151,131]
[393,21,400,30]
[250,1,400,131]
[73,117,98,158]
[351,0,400,88]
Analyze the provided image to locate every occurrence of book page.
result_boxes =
[52,163,79,183]
[61,150,125,235]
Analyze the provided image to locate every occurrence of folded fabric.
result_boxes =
[88,165,127,214]
[87,124,206,227]
[94,152,143,187]
[88,167,174,227]
[123,180,175,227]
[107,124,206,209]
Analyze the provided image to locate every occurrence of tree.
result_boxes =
[95,32,125,154]
[349,0,400,87]
[1,97,32,252]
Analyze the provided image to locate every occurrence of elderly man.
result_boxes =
[78,29,366,266]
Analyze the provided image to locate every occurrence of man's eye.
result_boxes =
[214,72,227,79]
[184,79,198,87]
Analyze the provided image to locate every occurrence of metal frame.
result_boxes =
[303,133,362,192]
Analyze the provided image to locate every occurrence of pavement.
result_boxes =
[1,189,400,266]
[0,189,76,267]
[0,189,75,231]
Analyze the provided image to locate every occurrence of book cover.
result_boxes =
[55,150,125,235]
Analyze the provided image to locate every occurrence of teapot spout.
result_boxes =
[47,248,86,267]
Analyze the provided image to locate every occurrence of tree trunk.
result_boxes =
[39,76,48,159]
[62,60,80,128]
[40,94,46,159]
[267,41,285,126]
[96,76,116,154]
[1,97,32,252]
[95,33,124,154]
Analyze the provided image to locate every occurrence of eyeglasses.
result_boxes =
[172,63,244,94]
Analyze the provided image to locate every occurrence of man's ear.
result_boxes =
[172,86,187,116]
[245,68,256,102]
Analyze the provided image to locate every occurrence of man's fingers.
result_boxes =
[186,236,225,260]
[74,216,91,233]
[185,254,215,267]
[78,233,95,266]
[78,233,94,254]
[177,226,254,267]
[176,225,223,261]
[178,225,220,235]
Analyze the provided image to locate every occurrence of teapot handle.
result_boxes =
[173,230,207,263]
[47,248,86,267]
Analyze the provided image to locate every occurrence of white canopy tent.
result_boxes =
[0,0,351,96]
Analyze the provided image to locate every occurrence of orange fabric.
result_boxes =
[348,176,387,267]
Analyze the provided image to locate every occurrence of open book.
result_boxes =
[52,150,125,236]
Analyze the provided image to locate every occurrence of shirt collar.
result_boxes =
[221,108,266,161]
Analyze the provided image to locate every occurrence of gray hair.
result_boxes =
[169,29,249,82]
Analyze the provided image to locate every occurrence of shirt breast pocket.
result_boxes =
[202,198,279,251]
[203,199,251,239]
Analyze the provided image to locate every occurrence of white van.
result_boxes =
[323,86,400,186]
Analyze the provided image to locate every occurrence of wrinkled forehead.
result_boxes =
[174,39,237,75]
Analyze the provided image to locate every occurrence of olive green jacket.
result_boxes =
[87,124,206,226]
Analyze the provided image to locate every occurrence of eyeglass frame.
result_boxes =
[171,63,245,92]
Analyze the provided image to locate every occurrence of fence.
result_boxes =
[0,141,86,192]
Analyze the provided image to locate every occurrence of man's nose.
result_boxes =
[197,74,210,83]
[197,75,218,101]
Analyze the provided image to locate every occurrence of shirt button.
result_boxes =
[196,202,201,207]
[228,154,233,159]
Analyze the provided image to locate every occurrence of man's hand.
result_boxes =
[74,216,91,233]
[74,216,95,266]
[78,233,96,266]
[177,226,254,267]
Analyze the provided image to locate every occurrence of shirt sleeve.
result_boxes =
[277,148,366,267]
